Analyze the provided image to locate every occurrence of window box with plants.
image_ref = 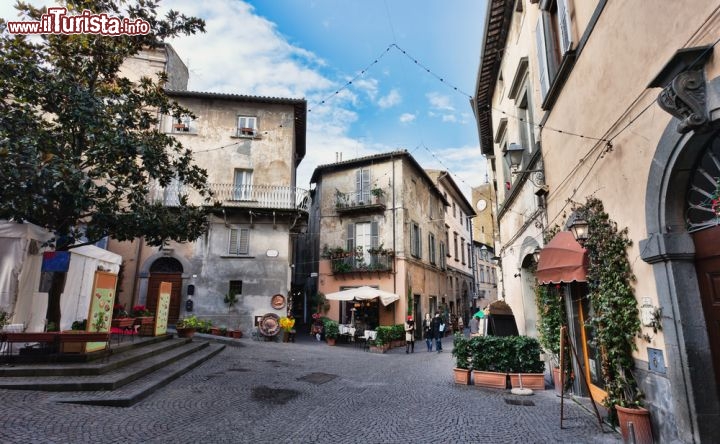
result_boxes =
[370,187,385,204]
[451,333,471,385]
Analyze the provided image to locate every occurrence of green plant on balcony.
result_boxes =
[333,261,353,273]
[335,190,349,208]
[371,187,385,198]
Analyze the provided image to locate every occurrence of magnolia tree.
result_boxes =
[0,0,209,325]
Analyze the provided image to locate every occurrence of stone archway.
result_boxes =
[640,76,720,443]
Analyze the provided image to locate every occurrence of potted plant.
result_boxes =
[577,198,652,444]
[370,187,385,203]
[279,316,296,342]
[176,315,201,339]
[469,335,510,389]
[508,336,546,390]
[223,292,238,308]
[230,328,243,339]
[451,333,471,384]
[323,319,339,345]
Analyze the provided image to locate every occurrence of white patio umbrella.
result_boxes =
[324,286,400,306]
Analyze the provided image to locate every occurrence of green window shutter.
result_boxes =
[238,228,249,255]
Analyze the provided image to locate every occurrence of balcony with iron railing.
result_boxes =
[335,188,387,214]
[148,182,311,212]
[322,246,395,275]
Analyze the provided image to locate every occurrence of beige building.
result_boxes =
[426,170,476,322]
[307,151,458,332]
[110,48,309,331]
[473,1,720,442]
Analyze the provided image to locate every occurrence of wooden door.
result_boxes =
[693,225,720,392]
[147,273,182,324]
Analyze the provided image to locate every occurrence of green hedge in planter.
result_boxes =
[452,333,471,369]
[467,335,543,373]
[507,335,544,373]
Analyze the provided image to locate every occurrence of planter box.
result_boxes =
[326,338,337,346]
[176,327,196,339]
[111,318,135,329]
[453,368,471,385]
[59,331,86,353]
[473,370,508,389]
[230,330,243,339]
[510,373,546,390]
[616,405,653,444]
[368,345,386,354]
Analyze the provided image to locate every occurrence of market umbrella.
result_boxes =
[324,286,400,306]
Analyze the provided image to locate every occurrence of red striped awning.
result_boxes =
[536,231,588,284]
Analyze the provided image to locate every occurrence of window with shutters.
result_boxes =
[536,0,574,106]
[355,168,371,204]
[428,233,436,265]
[411,222,422,259]
[228,228,250,255]
[461,237,466,265]
[346,221,378,265]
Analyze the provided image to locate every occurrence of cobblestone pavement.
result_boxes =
[0,332,621,444]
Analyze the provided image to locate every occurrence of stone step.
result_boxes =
[0,336,190,377]
[52,343,225,407]
[0,340,215,391]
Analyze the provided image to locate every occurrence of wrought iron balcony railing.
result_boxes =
[330,253,394,274]
[148,182,311,212]
[335,189,387,213]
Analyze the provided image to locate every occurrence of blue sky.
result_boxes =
[1,0,489,200]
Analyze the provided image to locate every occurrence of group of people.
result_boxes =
[402,310,485,354]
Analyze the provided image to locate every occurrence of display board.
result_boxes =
[154,282,171,336]
[86,271,118,352]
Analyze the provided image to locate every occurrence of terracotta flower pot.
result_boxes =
[615,405,653,444]
[509,373,546,390]
[453,368,471,385]
[176,327,196,339]
[327,337,337,346]
[473,370,508,389]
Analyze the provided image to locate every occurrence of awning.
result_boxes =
[536,231,588,284]
[325,286,400,306]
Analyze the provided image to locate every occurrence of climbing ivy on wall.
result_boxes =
[578,197,643,411]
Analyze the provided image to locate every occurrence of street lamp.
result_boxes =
[568,212,589,245]
[532,246,541,263]
[504,143,545,188]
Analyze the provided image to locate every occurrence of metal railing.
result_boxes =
[335,189,387,208]
[148,182,311,211]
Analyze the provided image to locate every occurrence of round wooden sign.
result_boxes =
[259,313,280,336]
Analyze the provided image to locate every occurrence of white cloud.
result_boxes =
[426,92,455,111]
[378,89,401,108]
[399,113,416,123]
[442,114,457,122]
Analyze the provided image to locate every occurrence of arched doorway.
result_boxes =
[686,133,720,393]
[148,257,183,324]
[642,78,720,442]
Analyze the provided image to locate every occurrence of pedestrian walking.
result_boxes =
[405,315,415,353]
[431,312,445,352]
[423,313,433,352]
[458,315,464,334]
[469,311,481,337]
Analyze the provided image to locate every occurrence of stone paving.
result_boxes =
[0,332,622,443]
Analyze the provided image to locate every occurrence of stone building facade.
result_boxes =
[472,1,720,442]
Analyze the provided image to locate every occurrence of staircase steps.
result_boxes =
[0,336,191,377]
[52,343,225,407]
[0,340,224,392]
